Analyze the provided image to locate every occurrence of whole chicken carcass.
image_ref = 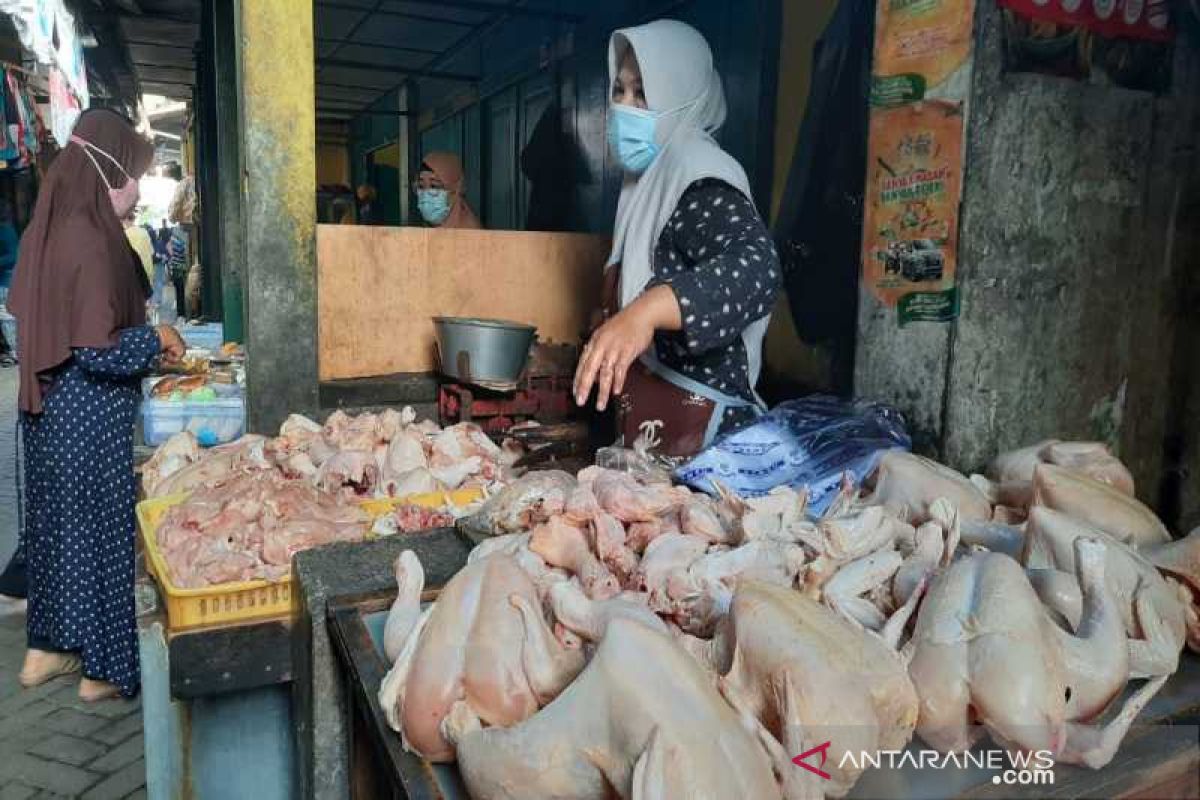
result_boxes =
[1024,506,1188,676]
[381,554,583,761]
[909,540,1167,769]
[1143,526,1200,651]
[990,440,1135,496]
[864,451,991,523]
[591,468,684,523]
[445,618,782,800]
[718,581,920,799]
[477,470,577,533]
[1031,463,1169,547]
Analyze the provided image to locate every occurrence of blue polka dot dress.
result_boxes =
[21,326,160,697]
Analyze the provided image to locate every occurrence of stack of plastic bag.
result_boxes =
[674,396,911,517]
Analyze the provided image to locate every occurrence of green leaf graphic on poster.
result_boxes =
[871,74,927,106]
[898,288,960,325]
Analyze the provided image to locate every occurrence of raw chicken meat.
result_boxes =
[155,471,368,587]
[530,516,620,600]
[634,533,709,598]
[148,435,272,498]
[383,551,424,662]
[385,554,581,761]
[1023,506,1188,677]
[719,582,920,799]
[371,504,456,537]
[549,580,669,640]
[446,618,782,800]
[591,468,684,523]
[865,451,991,523]
[991,439,1135,496]
[1031,463,1170,547]
[909,540,1166,768]
[1143,526,1200,651]
[142,432,202,497]
[475,470,577,534]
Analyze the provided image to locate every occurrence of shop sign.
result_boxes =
[997,0,1173,42]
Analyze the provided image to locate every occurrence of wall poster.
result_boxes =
[862,0,975,325]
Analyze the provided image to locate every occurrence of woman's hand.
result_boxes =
[574,284,682,412]
[156,325,185,365]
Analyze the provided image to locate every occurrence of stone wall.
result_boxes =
[856,5,1199,517]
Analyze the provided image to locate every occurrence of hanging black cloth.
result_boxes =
[773,0,876,393]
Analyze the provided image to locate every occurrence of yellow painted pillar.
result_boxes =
[239,0,319,433]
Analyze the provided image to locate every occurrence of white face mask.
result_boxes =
[71,135,140,218]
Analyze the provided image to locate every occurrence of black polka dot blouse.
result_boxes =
[647,178,782,433]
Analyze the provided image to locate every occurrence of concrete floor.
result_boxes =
[0,366,148,799]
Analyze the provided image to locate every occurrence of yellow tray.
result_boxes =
[137,486,484,632]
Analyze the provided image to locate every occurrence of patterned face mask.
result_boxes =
[71,135,139,218]
[417,188,451,225]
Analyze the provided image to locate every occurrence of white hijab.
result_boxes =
[607,20,770,397]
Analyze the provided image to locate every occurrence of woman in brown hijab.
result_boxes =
[8,109,185,701]
[414,151,481,229]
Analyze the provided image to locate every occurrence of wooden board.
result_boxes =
[317,225,609,380]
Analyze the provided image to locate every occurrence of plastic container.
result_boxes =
[137,494,299,631]
[178,322,224,352]
[137,486,485,631]
[142,395,246,446]
[142,376,243,400]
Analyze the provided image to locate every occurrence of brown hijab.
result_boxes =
[421,151,481,230]
[8,109,155,413]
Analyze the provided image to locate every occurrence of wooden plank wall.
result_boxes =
[317,225,609,380]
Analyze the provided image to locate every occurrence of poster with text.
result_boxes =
[861,101,965,323]
[872,0,977,107]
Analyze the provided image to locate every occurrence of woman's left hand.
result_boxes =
[573,285,681,412]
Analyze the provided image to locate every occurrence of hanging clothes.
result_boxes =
[772,0,876,394]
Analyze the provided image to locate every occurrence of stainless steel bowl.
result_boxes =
[433,316,537,385]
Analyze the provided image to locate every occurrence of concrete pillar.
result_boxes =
[239,0,319,434]
[212,0,246,344]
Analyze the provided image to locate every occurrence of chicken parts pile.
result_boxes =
[378,442,1200,799]
[146,408,508,588]
[144,406,512,500]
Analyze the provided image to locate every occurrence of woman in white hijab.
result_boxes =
[573,20,781,457]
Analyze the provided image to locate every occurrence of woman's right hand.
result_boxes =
[156,325,185,364]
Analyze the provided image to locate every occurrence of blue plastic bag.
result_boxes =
[674,396,911,517]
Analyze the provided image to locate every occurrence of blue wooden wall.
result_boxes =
[347,0,780,233]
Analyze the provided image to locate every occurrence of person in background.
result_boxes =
[355,184,378,225]
[7,109,185,701]
[0,194,18,367]
[331,195,354,225]
[123,208,154,283]
[413,152,481,229]
[573,21,781,458]
[166,219,189,319]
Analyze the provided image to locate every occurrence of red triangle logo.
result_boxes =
[792,741,833,780]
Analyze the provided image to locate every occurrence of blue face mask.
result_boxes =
[607,104,660,174]
[417,189,451,225]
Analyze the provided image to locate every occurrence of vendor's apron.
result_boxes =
[615,357,761,459]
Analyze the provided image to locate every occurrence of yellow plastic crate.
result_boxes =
[136,486,485,632]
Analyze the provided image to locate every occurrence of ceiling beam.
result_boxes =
[316,2,477,27]
[316,36,440,56]
[405,0,582,22]
[316,57,477,82]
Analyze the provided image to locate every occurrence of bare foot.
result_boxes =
[78,678,122,703]
[19,649,81,688]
